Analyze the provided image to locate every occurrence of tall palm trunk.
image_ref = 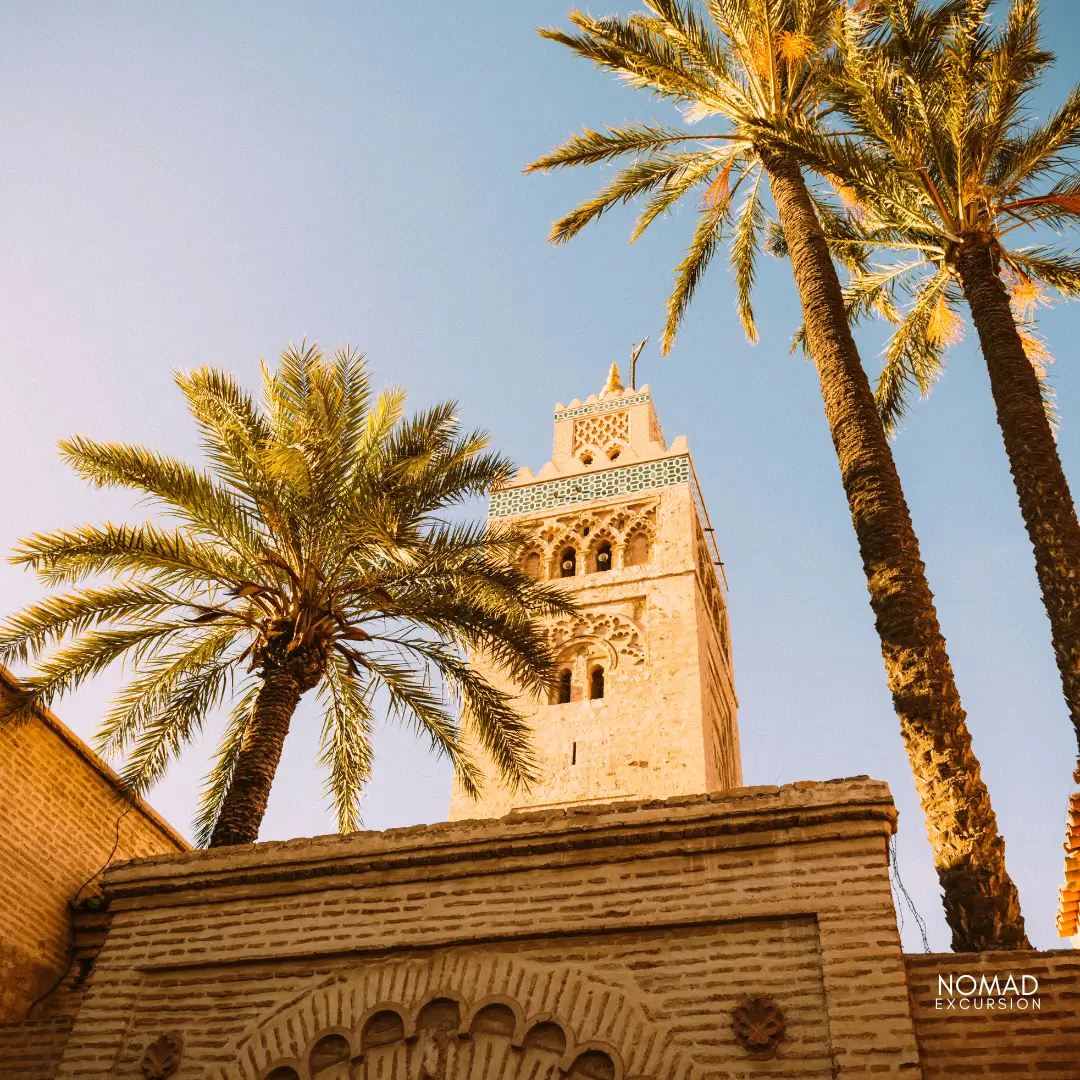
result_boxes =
[956,239,1080,781]
[763,150,1029,951]
[209,669,304,847]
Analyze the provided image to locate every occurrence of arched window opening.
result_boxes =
[590,666,605,700]
[625,532,650,567]
[267,1070,300,1080]
[310,1034,351,1075]
[595,541,612,572]
[362,1010,405,1049]
[608,447,621,461]
[560,547,577,577]
[471,1003,517,1038]
[569,1050,616,1080]
[524,1021,568,1055]
[556,669,572,704]
[524,551,542,579]
[416,998,461,1034]
[580,451,594,465]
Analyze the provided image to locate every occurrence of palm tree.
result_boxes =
[786,0,1080,786]
[527,0,1028,950]
[0,344,572,847]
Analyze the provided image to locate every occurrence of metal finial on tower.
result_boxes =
[629,337,648,390]
[603,362,624,394]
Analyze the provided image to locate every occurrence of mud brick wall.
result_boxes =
[0,673,187,1021]
[906,948,1080,1077]
[0,1017,76,1080]
[53,779,925,1079]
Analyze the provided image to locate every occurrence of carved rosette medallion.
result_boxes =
[141,1033,183,1079]
[731,996,785,1060]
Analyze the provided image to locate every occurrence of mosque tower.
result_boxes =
[449,364,740,819]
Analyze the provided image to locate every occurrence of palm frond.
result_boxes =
[527,122,714,173]
[549,152,723,244]
[58,436,262,554]
[875,268,954,434]
[11,521,247,589]
[0,584,181,665]
[731,167,767,341]
[96,624,245,760]
[6,624,189,719]
[117,632,240,794]
[662,200,730,354]
[317,654,375,833]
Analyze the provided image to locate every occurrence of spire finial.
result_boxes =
[629,337,648,390]
[603,362,624,394]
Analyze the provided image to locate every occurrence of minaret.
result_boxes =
[448,368,740,819]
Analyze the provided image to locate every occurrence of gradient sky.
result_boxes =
[2,1,1080,952]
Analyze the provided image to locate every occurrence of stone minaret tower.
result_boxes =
[449,365,740,820]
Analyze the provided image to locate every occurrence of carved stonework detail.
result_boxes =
[573,410,629,462]
[228,953,699,1080]
[524,500,658,578]
[550,611,646,668]
[732,996,785,1060]
[140,1033,182,1079]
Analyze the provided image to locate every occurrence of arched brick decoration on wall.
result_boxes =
[220,952,698,1080]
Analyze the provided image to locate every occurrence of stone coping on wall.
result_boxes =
[101,776,896,908]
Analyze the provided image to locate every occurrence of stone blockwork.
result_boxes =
[0,669,188,1022]
[906,949,1080,1077]
[452,380,739,821]
[51,778,925,1080]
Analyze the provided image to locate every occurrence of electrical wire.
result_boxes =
[26,800,133,1020]
[890,834,931,953]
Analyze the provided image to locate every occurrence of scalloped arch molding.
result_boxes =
[223,951,698,1080]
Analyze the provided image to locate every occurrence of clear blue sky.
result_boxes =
[2,1,1079,951]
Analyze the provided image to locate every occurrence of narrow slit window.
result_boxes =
[571,741,577,765]
[590,666,605,700]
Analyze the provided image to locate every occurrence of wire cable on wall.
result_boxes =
[26,799,133,1020]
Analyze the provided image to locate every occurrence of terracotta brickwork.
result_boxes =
[451,380,739,820]
[50,778,925,1079]
[0,671,187,1021]
[906,949,1080,1076]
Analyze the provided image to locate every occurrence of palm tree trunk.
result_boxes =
[763,149,1029,951]
[956,239,1080,778]
[209,669,303,847]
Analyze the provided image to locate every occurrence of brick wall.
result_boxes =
[0,671,187,1021]
[0,1017,76,1080]
[54,779,924,1079]
[906,949,1080,1076]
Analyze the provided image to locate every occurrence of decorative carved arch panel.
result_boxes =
[221,952,697,1080]
[550,612,647,670]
